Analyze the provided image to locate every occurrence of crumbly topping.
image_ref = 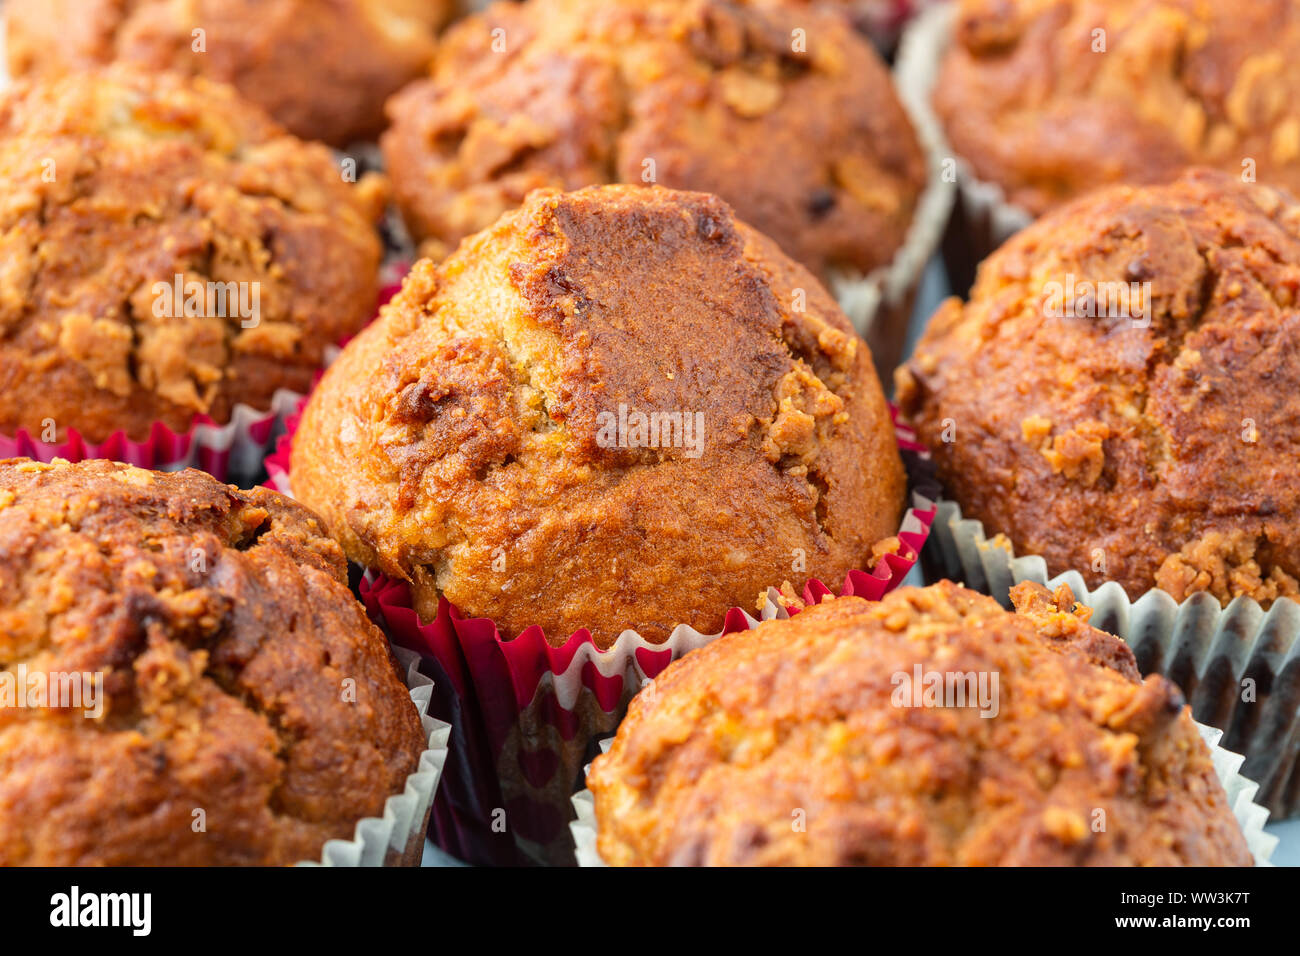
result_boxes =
[588,581,1252,866]
[291,184,905,647]
[0,458,423,865]
[382,0,925,281]
[0,67,384,442]
[937,0,1300,214]
[898,169,1300,607]
[4,0,451,145]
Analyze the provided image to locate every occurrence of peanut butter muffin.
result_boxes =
[0,66,385,445]
[935,0,1300,217]
[587,580,1254,866]
[4,0,452,146]
[0,458,425,866]
[898,170,1300,608]
[290,184,906,648]
[381,0,926,282]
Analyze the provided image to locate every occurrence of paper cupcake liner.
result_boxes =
[266,407,938,865]
[924,497,1300,820]
[371,427,935,867]
[895,3,1034,294]
[833,29,956,384]
[570,722,1278,866]
[298,644,451,867]
[0,389,306,487]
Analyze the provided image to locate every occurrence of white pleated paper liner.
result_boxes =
[299,645,451,867]
[894,3,1034,291]
[570,727,1278,867]
[924,497,1300,819]
[570,738,614,869]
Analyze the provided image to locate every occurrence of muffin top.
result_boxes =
[4,0,452,146]
[0,66,385,445]
[0,458,425,866]
[290,184,906,648]
[381,0,926,282]
[587,580,1254,866]
[935,0,1300,216]
[898,170,1300,607]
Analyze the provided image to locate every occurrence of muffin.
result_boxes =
[4,0,452,146]
[0,457,425,866]
[586,580,1255,866]
[290,183,906,649]
[898,169,1300,608]
[934,0,1300,218]
[381,0,926,285]
[0,66,385,446]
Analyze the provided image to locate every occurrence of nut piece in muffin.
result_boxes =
[381,0,926,284]
[0,458,425,866]
[0,66,385,445]
[4,0,452,146]
[935,0,1300,216]
[290,184,906,649]
[898,169,1300,608]
[587,580,1254,866]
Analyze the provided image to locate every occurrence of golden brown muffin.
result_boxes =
[935,0,1300,217]
[290,184,906,649]
[4,0,452,146]
[381,0,926,284]
[898,169,1300,608]
[587,580,1254,866]
[0,458,425,866]
[0,66,385,445]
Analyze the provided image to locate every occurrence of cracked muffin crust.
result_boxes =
[4,0,453,146]
[936,0,1300,217]
[0,458,425,866]
[381,0,926,283]
[0,66,385,445]
[897,170,1300,608]
[290,184,906,649]
[587,580,1254,866]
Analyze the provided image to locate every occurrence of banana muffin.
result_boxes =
[4,0,452,146]
[381,0,926,283]
[0,458,425,866]
[0,66,385,445]
[290,184,906,648]
[935,0,1300,217]
[586,580,1254,866]
[898,169,1300,607]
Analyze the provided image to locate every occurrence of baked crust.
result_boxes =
[0,66,385,444]
[380,0,925,282]
[290,184,906,648]
[4,0,452,146]
[0,458,425,866]
[936,0,1300,216]
[587,580,1254,866]
[897,169,1300,607]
